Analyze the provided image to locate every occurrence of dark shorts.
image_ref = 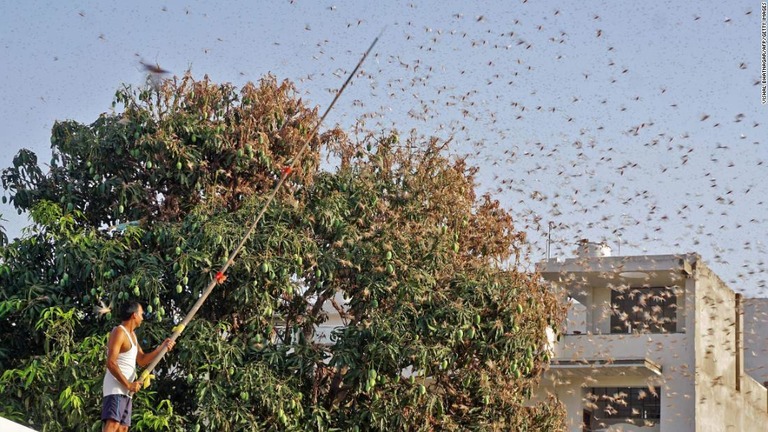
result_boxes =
[102,394,132,426]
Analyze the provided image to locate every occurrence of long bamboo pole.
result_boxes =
[137,33,382,386]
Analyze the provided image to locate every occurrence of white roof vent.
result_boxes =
[576,239,611,257]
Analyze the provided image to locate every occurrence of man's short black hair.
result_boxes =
[119,301,143,321]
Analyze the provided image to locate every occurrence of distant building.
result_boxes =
[743,298,768,386]
[536,243,768,431]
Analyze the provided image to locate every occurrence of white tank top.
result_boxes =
[103,325,138,396]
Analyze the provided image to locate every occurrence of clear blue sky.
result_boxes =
[1,1,765,294]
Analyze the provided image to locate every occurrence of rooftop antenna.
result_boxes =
[547,221,555,260]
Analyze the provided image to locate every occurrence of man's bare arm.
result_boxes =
[136,338,174,368]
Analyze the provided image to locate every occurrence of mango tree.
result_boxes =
[0,74,565,431]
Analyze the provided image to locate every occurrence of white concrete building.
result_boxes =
[536,245,768,431]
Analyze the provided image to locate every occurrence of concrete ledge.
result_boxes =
[547,357,662,379]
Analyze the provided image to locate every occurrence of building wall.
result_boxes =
[542,330,696,431]
[592,287,611,335]
[538,254,768,431]
[692,264,768,431]
[540,363,696,431]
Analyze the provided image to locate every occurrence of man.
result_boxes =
[102,301,175,432]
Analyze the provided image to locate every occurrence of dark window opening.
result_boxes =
[586,387,661,426]
[610,286,677,334]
